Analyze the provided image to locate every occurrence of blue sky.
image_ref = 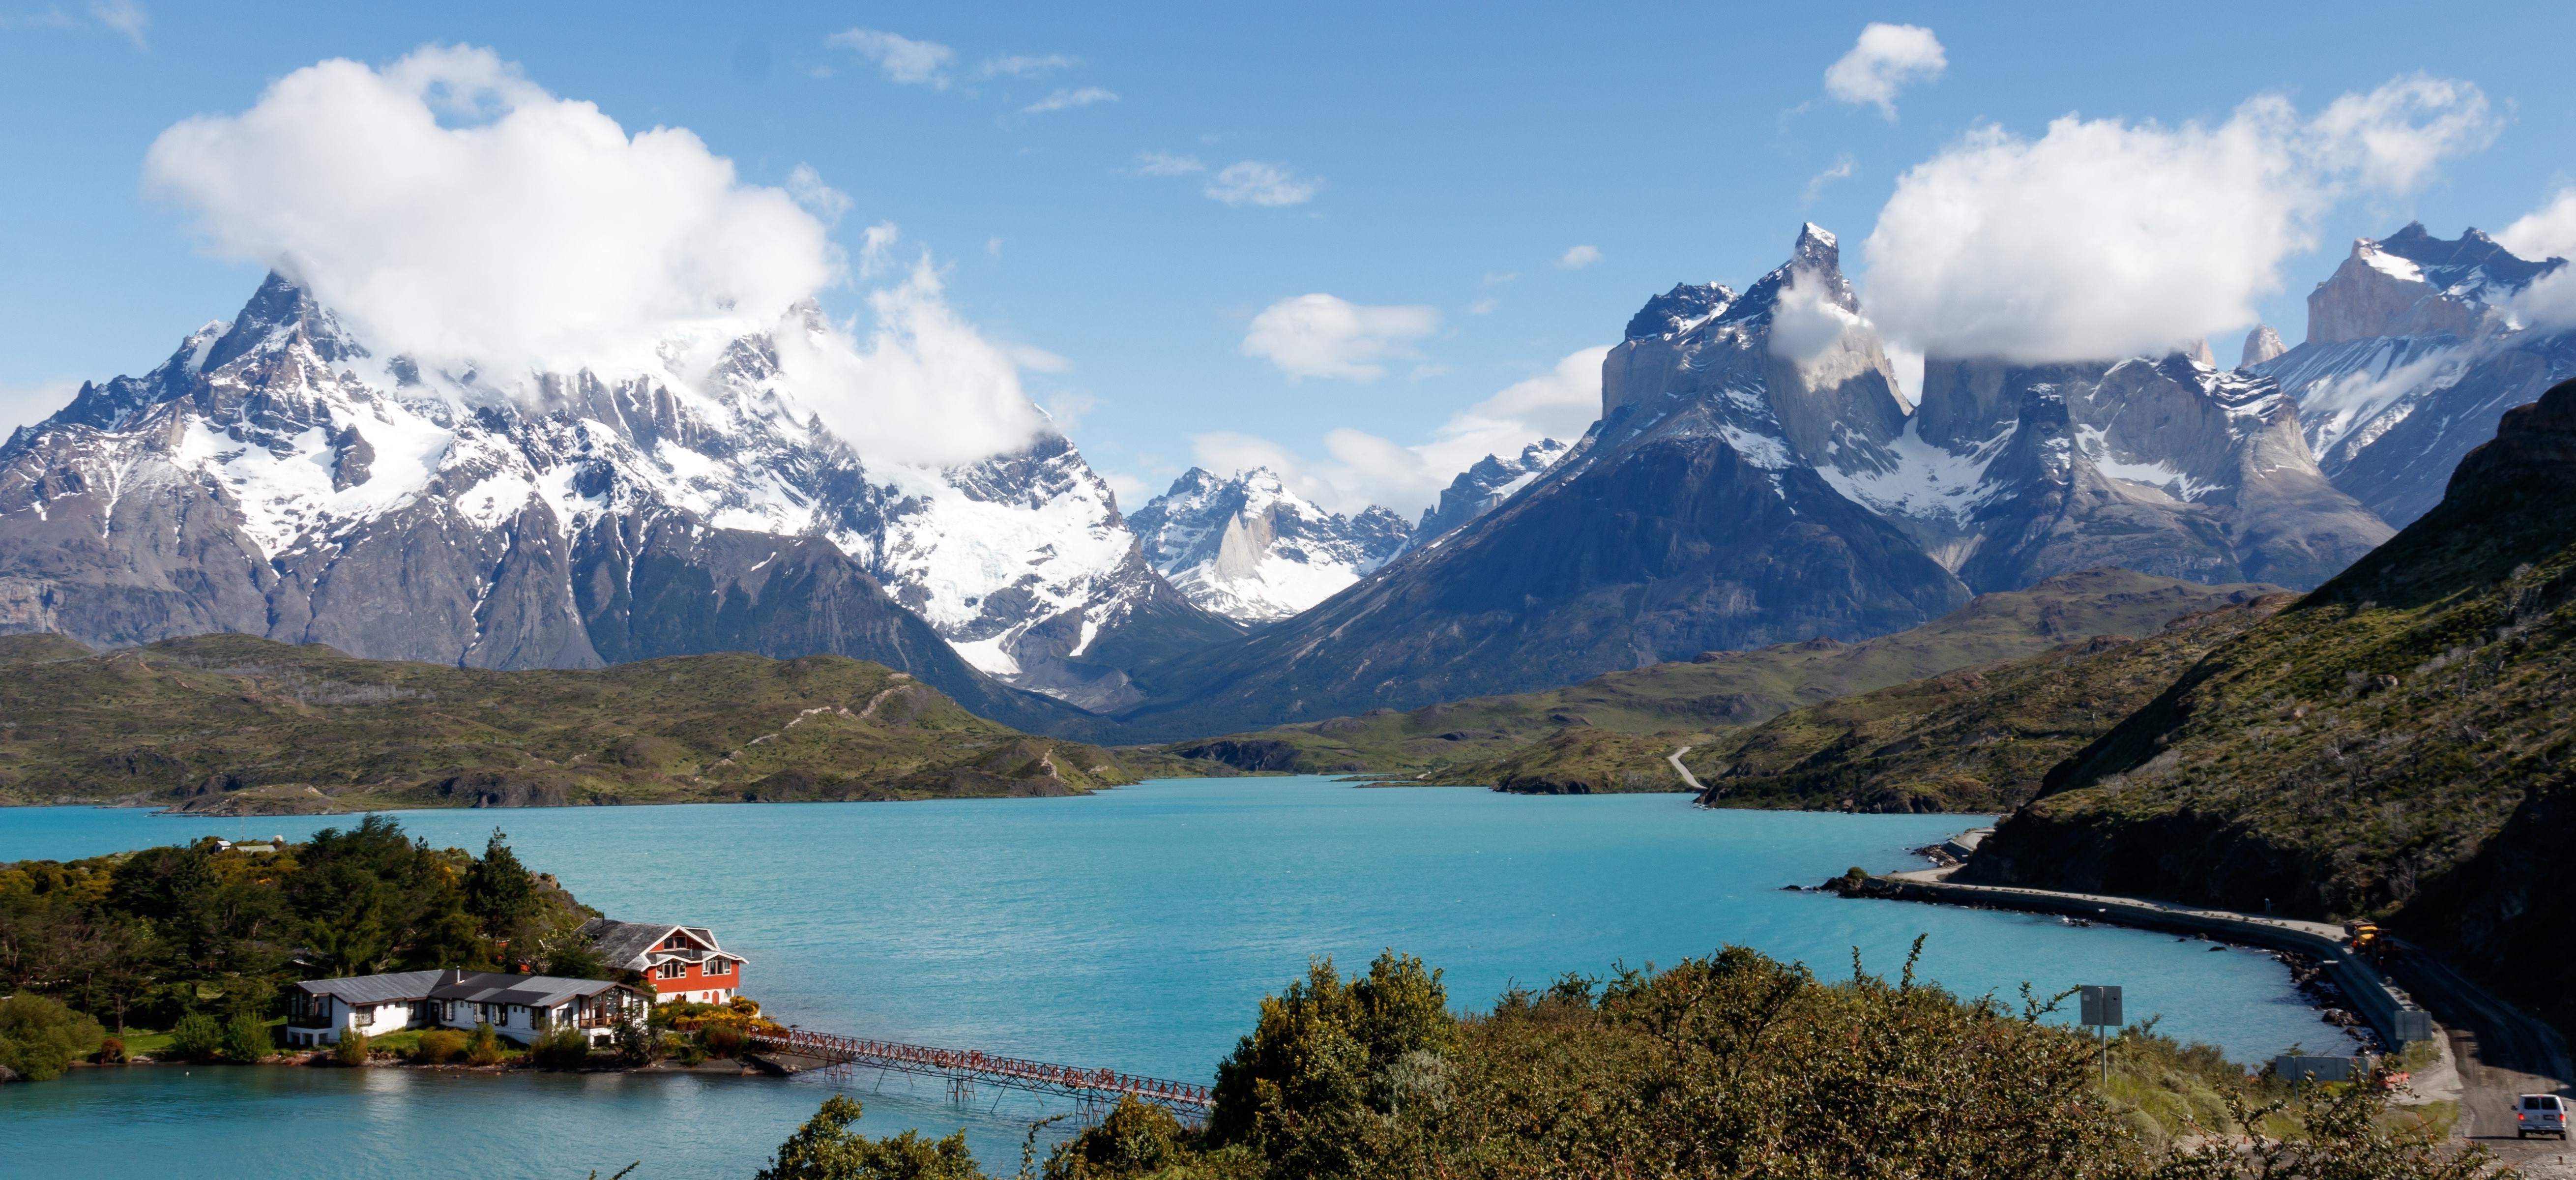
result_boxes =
[3,1,2572,513]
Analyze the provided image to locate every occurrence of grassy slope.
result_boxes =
[0,633,1162,809]
[1166,568,2283,785]
[1961,381,2576,1027]
[1677,595,2289,813]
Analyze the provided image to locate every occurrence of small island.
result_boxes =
[0,817,782,1080]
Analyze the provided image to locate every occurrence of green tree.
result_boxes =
[757,1094,988,1180]
[168,1011,224,1062]
[218,1012,273,1062]
[463,828,540,946]
[0,993,105,1081]
[1044,1098,1207,1180]
[1207,950,1456,1177]
[332,1028,370,1066]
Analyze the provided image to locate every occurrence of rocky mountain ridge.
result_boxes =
[1102,224,2393,738]
[2252,222,2575,526]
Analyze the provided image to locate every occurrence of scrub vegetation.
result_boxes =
[1680,595,2288,813]
[758,945,2497,1179]
[0,818,590,1066]
[1160,570,2282,786]
[0,634,1143,812]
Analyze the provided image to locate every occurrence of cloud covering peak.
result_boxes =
[1861,74,2493,363]
[144,45,1052,468]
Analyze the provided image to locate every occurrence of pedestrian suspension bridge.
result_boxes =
[747,1027,1212,1121]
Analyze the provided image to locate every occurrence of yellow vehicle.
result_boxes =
[2344,920,2381,956]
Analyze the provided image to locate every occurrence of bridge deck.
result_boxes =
[749,1029,1212,1114]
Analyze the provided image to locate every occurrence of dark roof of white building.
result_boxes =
[294,969,636,1008]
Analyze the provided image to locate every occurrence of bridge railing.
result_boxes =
[748,1028,1213,1111]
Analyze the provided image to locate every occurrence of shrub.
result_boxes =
[466,1022,504,1067]
[756,1094,984,1180]
[610,1016,660,1066]
[674,1035,708,1066]
[531,1026,591,1070]
[701,1023,746,1058]
[333,1029,370,1066]
[414,1029,468,1064]
[0,994,107,1082]
[168,1012,225,1062]
[1045,1097,1207,1180]
[220,1013,273,1062]
[95,1036,126,1064]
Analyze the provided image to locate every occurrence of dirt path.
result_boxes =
[1666,746,1705,792]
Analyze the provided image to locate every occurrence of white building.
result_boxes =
[285,969,649,1048]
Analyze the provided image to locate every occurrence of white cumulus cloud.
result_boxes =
[774,260,1054,468]
[144,45,1054,468]
[145,46,837,381]
[1242,294,1439,382]
[1861,74,2494,364]
[2498,190,2576,330]
[826,28,954,88]
[1206,161,1318,207]
[1022,87,1117,115]
[1194,346,1607,515]
[1824,24,1945,118]
[1559,244,1601,269]
[2499,189,2576,261]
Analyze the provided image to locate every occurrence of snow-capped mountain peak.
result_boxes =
[0,271,1230,716]
[1129,467,1410,622]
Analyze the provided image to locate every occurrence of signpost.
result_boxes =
[2079,985,2123,1080]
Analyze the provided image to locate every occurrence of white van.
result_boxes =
[2517,1094,2570,1139]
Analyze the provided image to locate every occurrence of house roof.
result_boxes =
[580,917,741,971]
[295,969,638,1008]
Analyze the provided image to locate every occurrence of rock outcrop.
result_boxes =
[1128,467,1409,622]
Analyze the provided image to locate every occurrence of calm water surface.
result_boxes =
[0,778,2336,1179]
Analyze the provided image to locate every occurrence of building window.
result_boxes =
[707,959,729,976]
[656,961,686,980]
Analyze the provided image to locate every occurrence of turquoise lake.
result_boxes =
[0,778,2342,1179]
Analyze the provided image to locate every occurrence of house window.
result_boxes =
[706,959,728,976]
[656,962,686,980]
[662,934,687,950]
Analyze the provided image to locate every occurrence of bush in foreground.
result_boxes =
[756,1093,982,1180]
[531,1026,592,1070]
[414,1028,468,1064]
[465,1022,505,1066]
[0,994,106,1082]
[221,1013,273,1062]
[333,1029,370,1066]
[168,1012,224,1062]
[759,943,2502,1180]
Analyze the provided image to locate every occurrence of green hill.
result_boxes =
[1677,595,2289,812]
[0,633,1160,811]
[1961,380,2576,1028]
[1165,568,2283,783]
